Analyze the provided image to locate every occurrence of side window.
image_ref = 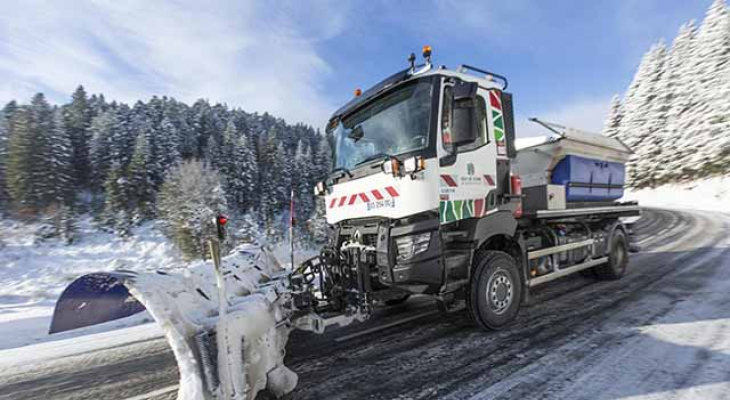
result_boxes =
[459,95,489,152]
[441,86,454,153]
[440,91,489,153]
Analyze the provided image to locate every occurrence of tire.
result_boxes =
[384,294,411,306]
[468,251,523,331]
[595,229,629,280]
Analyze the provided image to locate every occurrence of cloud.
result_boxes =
[515,97,613,138]
[0,0,346,127]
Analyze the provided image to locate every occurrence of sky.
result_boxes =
[0,0,714,137]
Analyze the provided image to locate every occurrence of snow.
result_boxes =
[623,176,730,213]
[0,213,316,352]
[0,217,181,350]
[0,215,310,399]
[0,321,163,367]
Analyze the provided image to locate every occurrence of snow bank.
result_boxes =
[623,176,730,214]
[0,218,181,349]
[0,214,316,351]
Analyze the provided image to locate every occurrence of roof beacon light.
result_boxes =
[422,45,432,64]
[354,88,362,97]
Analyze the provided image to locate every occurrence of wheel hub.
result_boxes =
[487,272,513,315]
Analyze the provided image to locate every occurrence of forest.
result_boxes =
[0,88,331,257]
[604,0,730,188]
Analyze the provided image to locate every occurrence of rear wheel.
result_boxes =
[468,251,523,331]
[595,229,629,280]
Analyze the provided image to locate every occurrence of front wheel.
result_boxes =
[468,251,523,331]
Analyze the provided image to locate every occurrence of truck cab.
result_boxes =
[304,52,523,315]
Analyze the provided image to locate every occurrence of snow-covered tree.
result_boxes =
[659,21,699,181]
[46,109,74,206]
[0,109,10,213]
[157,116,181,173]
[681,0,730,176]
[607,0,730,186]
[158,160,228,260]
[89,110,118,191]
[293,140,314,220]
[1,86,323,242]
[615,42,667,186]
[602,95,623,139]
[63,86,93,188]
[101,161,132,237]
[127,133,155,221]
[237,134,259,211]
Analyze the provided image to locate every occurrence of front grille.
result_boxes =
[339,233,378,247]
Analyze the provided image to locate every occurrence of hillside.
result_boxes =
[0,89,330,248]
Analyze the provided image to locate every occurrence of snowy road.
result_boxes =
[1,208,729,400]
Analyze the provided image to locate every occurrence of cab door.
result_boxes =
[437,81,500,225]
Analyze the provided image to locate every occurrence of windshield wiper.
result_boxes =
[354,153,391,167]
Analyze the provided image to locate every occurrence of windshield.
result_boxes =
[330,79,433,171]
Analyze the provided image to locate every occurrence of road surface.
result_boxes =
[1,208,729,400]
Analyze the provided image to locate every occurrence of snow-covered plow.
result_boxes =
[50,244,305,400]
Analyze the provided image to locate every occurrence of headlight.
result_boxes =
[395,232,431,261]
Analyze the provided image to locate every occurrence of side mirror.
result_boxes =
[451,81,478,146]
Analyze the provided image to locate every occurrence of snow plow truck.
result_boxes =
[49,47,640,400]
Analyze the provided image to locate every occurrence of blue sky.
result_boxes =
[0,1,713,136]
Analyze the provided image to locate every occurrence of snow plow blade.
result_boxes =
[49,272,145,334]
[48,244,303,400]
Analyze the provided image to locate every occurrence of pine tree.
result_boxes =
[660,21,699,181]
[89,110,118,191]
[615,43,667,187]
[127,133,155,221]
[6,94,57,214]
[237,134,259,211]
[314,134,333,182]
[293,140,314,220]
[46,109,75,206]
[158,116,181,173]
[0,110,9,213]
[101,161,131,237]
[603,95,623,139]
[681,0,730,176]
[6,107,36,213]
[63,86,93,188]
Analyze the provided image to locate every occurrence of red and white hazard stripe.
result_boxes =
[328,186,400,208]
[440,174,458,187]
